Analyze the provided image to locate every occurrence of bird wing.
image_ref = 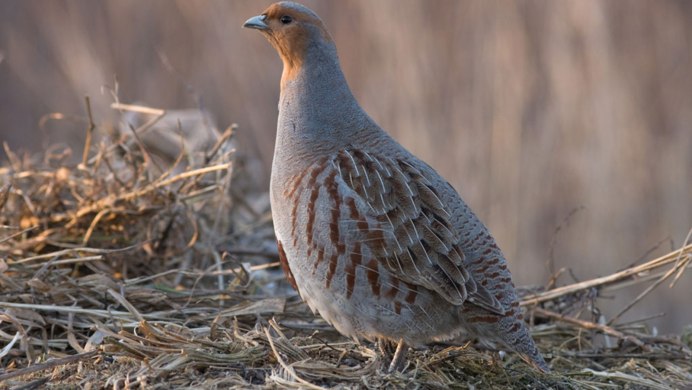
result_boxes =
[310,147,505,315]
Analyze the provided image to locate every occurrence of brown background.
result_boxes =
[1,1,690,332]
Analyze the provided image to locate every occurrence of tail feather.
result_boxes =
[463,304,549,372]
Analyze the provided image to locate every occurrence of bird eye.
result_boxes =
[280,15,293,24]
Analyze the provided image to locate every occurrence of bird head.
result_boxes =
[243,2,334,84]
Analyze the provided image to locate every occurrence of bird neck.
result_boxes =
[276,42,374,161]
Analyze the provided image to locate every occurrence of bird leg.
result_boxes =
[376,338,390,356]
[387,338,408,372]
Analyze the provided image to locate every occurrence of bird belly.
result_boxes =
[276,231,466,346]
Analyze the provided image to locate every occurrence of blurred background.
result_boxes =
[0,1,690,332]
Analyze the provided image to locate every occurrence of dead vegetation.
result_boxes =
[0,103,691,389]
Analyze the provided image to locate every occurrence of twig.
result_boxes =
[0,332,21,359]
[264,323,322,390]
[2,142,21,172]
[607,240,691,325]
[670,227,692,287]
[81,96,96,167]
[546,206,584,288]
[205,125,236,164]
[0,302,162,321]
[83,208,117,245]
[0,225,37,245]
[522,244,692,306]
[108,288,145,322]
[0,183,11,211]
[219,249,280,260]
[533,307,645,347]
[110,103,165,116]
[11,245,138,265]
[0,350,99,382]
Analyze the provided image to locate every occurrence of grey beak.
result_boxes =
[243,15,269,30]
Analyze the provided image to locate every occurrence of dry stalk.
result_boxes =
[522,243,692,306]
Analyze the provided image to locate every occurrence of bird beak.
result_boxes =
[243,15,269,31]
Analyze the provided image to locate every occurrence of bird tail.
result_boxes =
[463,305,550,372]
[502,316,550,373]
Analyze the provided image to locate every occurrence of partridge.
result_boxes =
[244,1,549,372]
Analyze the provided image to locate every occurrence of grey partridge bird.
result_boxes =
[244,1,549,372]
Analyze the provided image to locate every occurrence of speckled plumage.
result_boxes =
[244,1,548,372]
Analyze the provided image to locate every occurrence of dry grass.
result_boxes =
[1,103,691,389]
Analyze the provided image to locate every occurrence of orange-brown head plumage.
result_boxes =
[243,2,333,87]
